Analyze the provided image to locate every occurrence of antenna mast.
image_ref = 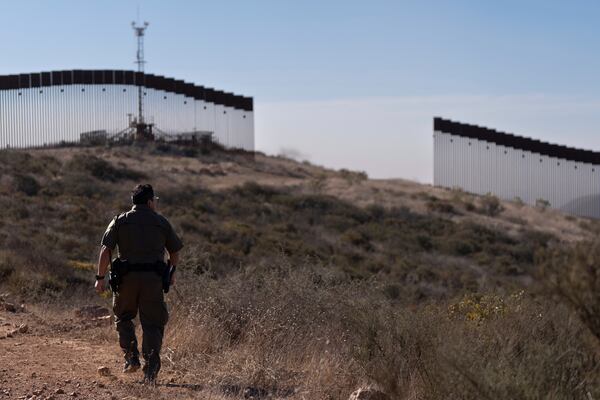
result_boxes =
[132,20,149,125]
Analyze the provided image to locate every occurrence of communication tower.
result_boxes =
[131,20,153,140]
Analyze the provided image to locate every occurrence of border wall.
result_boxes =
[433,117,600,219]
[0,70,254,151]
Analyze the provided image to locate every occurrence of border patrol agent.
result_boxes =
[94,184,183,383]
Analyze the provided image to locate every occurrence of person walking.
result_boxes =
[94,184,183,383]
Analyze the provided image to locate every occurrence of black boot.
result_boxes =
[142,353,161,384]
[123,351,141,373]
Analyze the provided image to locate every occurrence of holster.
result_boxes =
[108,258,127,293]
[162,262,176,294]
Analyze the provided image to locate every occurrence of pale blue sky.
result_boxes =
[2,1,600,180]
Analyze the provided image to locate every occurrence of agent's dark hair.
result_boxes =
[131,184,155,205]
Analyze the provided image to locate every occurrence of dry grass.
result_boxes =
[165,259,599,399]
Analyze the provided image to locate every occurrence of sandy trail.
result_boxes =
[0,305,234,400]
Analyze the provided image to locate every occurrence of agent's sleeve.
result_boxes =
[165,220,184,254]
[101,218,118,250]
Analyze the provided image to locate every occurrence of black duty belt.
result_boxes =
[127,263,163,273]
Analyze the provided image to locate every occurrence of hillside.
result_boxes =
[0,143,598,399]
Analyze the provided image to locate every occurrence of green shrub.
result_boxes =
[538,240,600,341]
[339,168,368,184]
[464,201,476,211]
[479,193,503,216]
[59,173,106,198]
[309,175,326,193]
[14,174,40,196]
[416,234,433,250]
[535,198,551,211]
[449,239,477,255]
[426,198,459,214]
[513,196,525,207]
[234,181,280,199]
[13,205,30,220]
[366,204,386,221]
[383,283,401,300]
[0,259,14,280]
[341,229,373,251]
[0,151,61,176]
[66,154,145,182]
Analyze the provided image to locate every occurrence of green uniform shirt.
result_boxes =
[101,204,183,264]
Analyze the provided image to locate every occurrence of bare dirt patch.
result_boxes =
[0,306,259,400]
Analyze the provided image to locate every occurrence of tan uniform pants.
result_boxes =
[113,271,169,364]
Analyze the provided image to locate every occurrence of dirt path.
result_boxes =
[0,305,233,400]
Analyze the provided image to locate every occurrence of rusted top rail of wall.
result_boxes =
[434,117,600,165]
[0,70,253,112]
